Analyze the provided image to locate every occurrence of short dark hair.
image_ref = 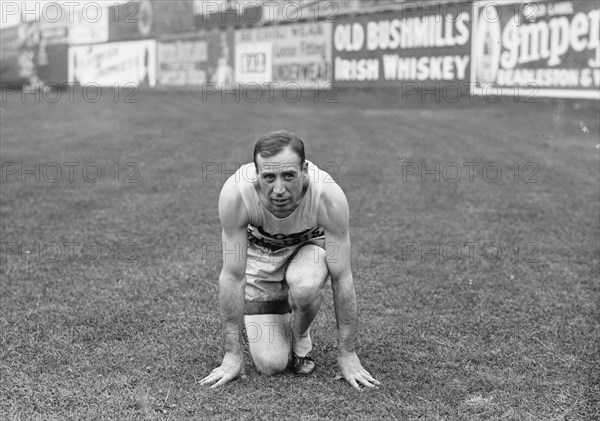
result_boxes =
[253,130,305,169]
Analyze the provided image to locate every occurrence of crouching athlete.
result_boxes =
[200,130,380,390]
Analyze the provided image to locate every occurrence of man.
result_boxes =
[200,130,380,390]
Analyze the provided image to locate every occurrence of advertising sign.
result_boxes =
[108,0,154,41]
[158,30,234,86]
[39,3,69,45]
[1,23,67,86]
[68,4,109,45]
[332,2,472,87]
[472,0,599,99]
[68,40,156,87]
[235,22,332,87]
[108,0,194,42]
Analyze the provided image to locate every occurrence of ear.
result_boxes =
[302,161,308,173]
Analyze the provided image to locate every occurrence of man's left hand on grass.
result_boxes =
[337,351,381,391]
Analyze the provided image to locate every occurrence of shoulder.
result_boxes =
[218,170,251,229]
[317,178,349,230]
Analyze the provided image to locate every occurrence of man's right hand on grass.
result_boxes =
[199,352,245,389]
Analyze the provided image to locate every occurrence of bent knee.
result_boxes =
[286,251,327,301]
[253,354,289,375]
[288,282,323,309]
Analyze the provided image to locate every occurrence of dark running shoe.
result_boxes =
[290,352,316,376]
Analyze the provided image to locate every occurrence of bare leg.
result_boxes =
[285,245,329,356]
[244,313,291,375]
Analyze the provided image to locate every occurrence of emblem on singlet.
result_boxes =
[247,225,325,251]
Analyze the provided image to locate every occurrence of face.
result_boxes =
[255,147,307,214]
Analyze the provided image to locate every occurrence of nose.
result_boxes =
[273,178,285,195]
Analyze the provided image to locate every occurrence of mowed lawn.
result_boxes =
[0,87,598,421]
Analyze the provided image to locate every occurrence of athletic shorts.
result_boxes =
[245,238,325,315]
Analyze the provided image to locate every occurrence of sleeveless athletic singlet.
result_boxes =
[234,161,328,307]
[237,161,325,251]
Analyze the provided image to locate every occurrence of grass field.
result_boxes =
[1,87,599,421]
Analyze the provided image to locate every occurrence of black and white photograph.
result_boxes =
[1,0,598,419]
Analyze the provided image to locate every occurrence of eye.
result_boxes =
[283,173,297,181]
[262,174,275,182]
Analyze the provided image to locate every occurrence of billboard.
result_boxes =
[39,3,69,45]
[108,0,194,42]
[68,40,156,87]
[1,45,69,87]
[471,0,600,99]
[235,22,332,87]
[1,23,67,86]
[332,2,472,87]
[68,4,109,45]
[157,30,234,87]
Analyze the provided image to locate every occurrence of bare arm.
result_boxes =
[319,182,356,353]
[200,175,249,388]
[318,181,380,390]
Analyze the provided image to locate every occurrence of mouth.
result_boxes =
[271,198,288,206]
